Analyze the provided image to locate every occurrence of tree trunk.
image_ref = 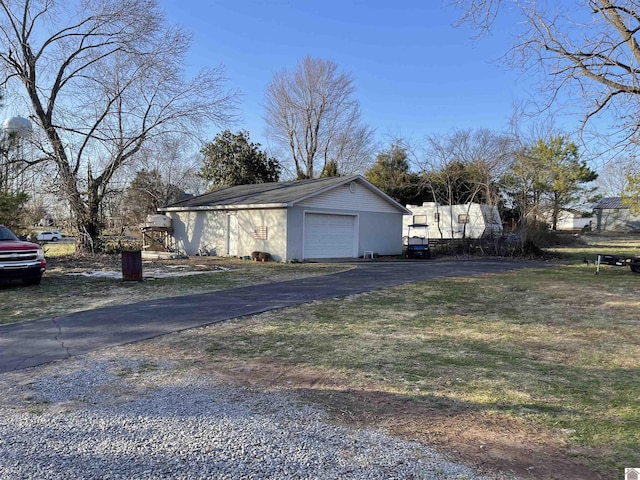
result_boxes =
[75,170,103,253]
[75,216,102,253]
[551,193,560,230]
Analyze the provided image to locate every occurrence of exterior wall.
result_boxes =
[287,206,404,260]
[289,180,406,259]
[358,211,403,255]
[286,207,306,261]
[296,180,400,213]
[167,210,227,255]
[167,208,288,261]
[236,209,288,261]
[596,208,640,232]
[554,211,594,231]
[404,203,502,240]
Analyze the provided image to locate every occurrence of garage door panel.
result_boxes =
[304,214,355,258]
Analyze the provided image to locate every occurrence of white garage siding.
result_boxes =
[167,209,289,261]
[303,213,356,258]
[297,181,399,213]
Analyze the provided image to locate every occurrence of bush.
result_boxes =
[519,221,586,248]
[101,237,143,254]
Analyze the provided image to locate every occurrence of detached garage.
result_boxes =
[160,175,409,262]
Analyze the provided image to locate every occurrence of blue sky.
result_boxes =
[160,0,540,149]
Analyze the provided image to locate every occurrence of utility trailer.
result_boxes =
[403,223,431,259]
[595,254,640,274]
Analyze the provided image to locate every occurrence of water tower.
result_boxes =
[3,116,33,137]
[2,116,33,194]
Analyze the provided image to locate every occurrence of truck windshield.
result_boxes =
[0,226,20,241]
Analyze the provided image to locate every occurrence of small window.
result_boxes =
[412,215,427,225]
[434,212,440,222]
[458,214,469,224]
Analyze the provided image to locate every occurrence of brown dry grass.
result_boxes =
[138,259,640,480]
[3,235,640,479]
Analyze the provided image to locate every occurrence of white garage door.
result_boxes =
[304,213,356,258]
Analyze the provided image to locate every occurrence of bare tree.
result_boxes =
[597,155,638,197]
[104,135,204,231]
[264,56,374,179]
[0,0,235,252]
[452,1,640,145]
[415,129,516,241]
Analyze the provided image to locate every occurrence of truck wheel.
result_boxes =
[630,263,640,273]
[23,276,42,286]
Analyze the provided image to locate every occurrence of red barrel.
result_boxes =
[121,250,143,281]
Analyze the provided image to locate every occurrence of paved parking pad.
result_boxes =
[0,259,540,373]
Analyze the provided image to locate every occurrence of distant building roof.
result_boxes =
[594,197,627,209]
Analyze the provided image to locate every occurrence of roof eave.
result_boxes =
[160,203,288,212]
[289,174,412,214]
[355,175,412,214]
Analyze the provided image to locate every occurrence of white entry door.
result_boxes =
[226,214,238,256]
[304,213,356,258]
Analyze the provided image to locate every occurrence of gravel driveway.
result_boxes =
[0,344,514,479]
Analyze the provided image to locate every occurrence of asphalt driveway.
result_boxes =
[0,259,540,373]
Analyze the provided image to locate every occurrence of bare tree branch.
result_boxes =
[264,56,374,179]
[453,0,640,144]
[0,0,237,251]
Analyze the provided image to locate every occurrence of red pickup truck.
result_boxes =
[0,225,46,285]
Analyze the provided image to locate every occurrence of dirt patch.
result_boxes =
[45,253,229,274]
[205,359,604,480]
[137,328,608,480]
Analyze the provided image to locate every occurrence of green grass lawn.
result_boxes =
[4,234,640,476]
[203,254,640,476]
[41,241,76,257]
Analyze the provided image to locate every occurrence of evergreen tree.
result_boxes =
[199,130,281,190]
[504,136,597,229]
[365,146,422,205]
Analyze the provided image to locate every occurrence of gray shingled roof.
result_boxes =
[161,175,406,212]
[594,197,627,209]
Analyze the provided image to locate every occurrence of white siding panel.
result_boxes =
[297,182,399,213]
[169,209,289,260]
[304,213,355,258]
[168,211,227,256]
[237,209,288,261]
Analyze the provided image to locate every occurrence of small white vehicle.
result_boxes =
[36,230,63,242]
[403,222,431,259]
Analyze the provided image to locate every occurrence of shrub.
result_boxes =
[101,237,143,255]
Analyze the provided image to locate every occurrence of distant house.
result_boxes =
[159,175,410,262]
[593,197,640,232]
[548,208,595,232]
[403,202,503,240]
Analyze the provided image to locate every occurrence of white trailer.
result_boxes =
[404,202,503,240]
